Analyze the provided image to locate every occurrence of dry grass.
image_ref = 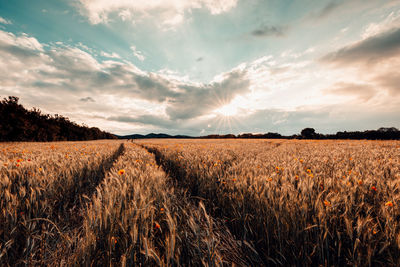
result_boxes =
[141,139,400,266]
[0,140,122,265]
[1,139,399,266]
[72,143,247,266]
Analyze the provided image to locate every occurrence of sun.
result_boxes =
[214,103,239,117]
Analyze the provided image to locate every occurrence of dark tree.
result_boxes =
[0,96,117,141]
[301,128,316,139]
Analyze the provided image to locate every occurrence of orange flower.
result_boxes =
[385,201,393,207]
[323,200,331,207]
[358,180,363,185]
[306,169,311,173]
[38,167,43,171]
[369,228,378,235]
[154,222,161,230]
[160,208,164,212]
[118,169,125,175]
[16,163,20,167]
[232,178,237,182]
[371,186,377,192]
[295,175,299,181]
[16,159,23,163]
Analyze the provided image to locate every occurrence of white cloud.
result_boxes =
[74,0,238,26]
[362,10,400,39]
[0,16,11,25]
[130,46,145,61]
[0,30,44,54]
[101,51,121,59]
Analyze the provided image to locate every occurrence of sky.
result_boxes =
[0,0,399,136]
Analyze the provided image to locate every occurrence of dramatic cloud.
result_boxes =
[324,82,377,102]
[110,103,400,136]
[320,18,400,100]
[0,31,43,53]
[373,72,400,95]
[74,0,238,25]
[321,27,400,66]
[166,70,250,120]
[2,0,400,136]
[252,25,288,37]
[0,29,250,130]
[362,10,400,39]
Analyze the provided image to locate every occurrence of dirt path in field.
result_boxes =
[140,144,263,266]
[36,143,126,264]
[54,143,125,226]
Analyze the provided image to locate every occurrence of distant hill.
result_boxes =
[118,133,194,139]
[0,96,117,141]
[120,127,400,140]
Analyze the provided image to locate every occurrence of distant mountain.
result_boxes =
[117,133,194,139]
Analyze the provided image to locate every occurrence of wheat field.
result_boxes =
[1,139,399,266]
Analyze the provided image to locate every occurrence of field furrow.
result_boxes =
[140,139,400,266]
[69,143,250,266]
[0,141,124,265]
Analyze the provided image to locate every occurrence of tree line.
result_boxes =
[201,127,400,140]
[0,96,116,141]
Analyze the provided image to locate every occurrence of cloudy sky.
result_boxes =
[1,0,399,136]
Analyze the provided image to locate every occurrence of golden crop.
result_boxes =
[0,140,122,265]
[140,139,400,266]
[1,139,399,266]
